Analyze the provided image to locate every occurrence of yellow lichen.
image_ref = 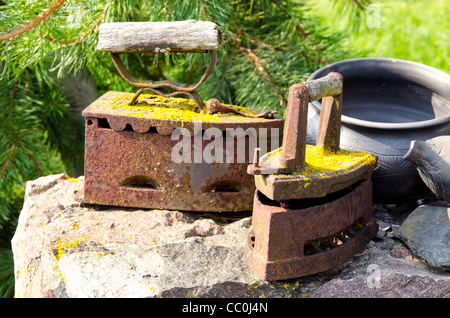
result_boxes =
[53,237,86,261]
[70,223,79,231]
[302,145,376,175]
[68,177,79,183]
[109,93,252,122]
[61,175,79,183]
[272,144,376,178]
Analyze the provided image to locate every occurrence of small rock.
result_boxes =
[391,224,400,238]
[375,229,387,239]
[398,205,450,268]
[390,242,414,259]
[377,220,392,231]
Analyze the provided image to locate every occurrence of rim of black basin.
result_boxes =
[308,57,450,130]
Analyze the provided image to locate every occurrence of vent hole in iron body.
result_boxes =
[249,231,256,249]
[303,217,364,256]
[120,176,162,190]
[98,118,111,129]
[204,180,242,193]
[257,181,363,209]
[148,126,158,133]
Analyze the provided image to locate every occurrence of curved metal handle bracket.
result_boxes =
[248,72,343,175]
[110,50,217,110]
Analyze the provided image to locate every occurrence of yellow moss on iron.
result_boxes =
[301,144,376,176]
[109,93,247,122]
[271,144,376,178]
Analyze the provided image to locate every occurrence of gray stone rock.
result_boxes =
[310,265,450,298]
[398,205,450,268]
[11,174,450,298]
[11,174,295,298]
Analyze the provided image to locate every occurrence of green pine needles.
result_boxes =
[0,0,369,297]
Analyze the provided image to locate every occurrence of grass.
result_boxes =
[308,0,449,73]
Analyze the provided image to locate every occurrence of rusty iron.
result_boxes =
[81,91,283,212]
[245,73,378,280]
[83,21,286,211]
[245,180,378,281]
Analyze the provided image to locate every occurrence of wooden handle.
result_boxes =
[305,72,343,102]
[97,20,222,53]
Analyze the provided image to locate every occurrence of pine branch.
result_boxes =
[48,4,109,45]
[5,80,45,175]
[244,32,287,52]
[270,0,310,39]
[0,80,18,180]
[352,0,365,10]
[0,0,66,42]
[17,140,44,175]
[0,145,15,180]
[239,46,286,108]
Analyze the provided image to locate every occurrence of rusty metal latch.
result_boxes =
[97,21,278,118]
[206,98,278,119]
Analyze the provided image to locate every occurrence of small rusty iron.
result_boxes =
[245,73,378,280]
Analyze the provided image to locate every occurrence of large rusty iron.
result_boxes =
[82,92,283,212]
[245,73,378,280]
[81,21,283,211]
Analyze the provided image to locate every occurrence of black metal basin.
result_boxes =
[307,58,450,204]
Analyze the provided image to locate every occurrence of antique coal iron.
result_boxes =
[81,21,283,211]
[245,73,378,280]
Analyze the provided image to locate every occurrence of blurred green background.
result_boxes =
[308,0,449,72]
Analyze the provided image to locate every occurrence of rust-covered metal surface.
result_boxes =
[82,91,283,212]
[245,73,378,280]
[245,180,378,281]
[252,155,376,202]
